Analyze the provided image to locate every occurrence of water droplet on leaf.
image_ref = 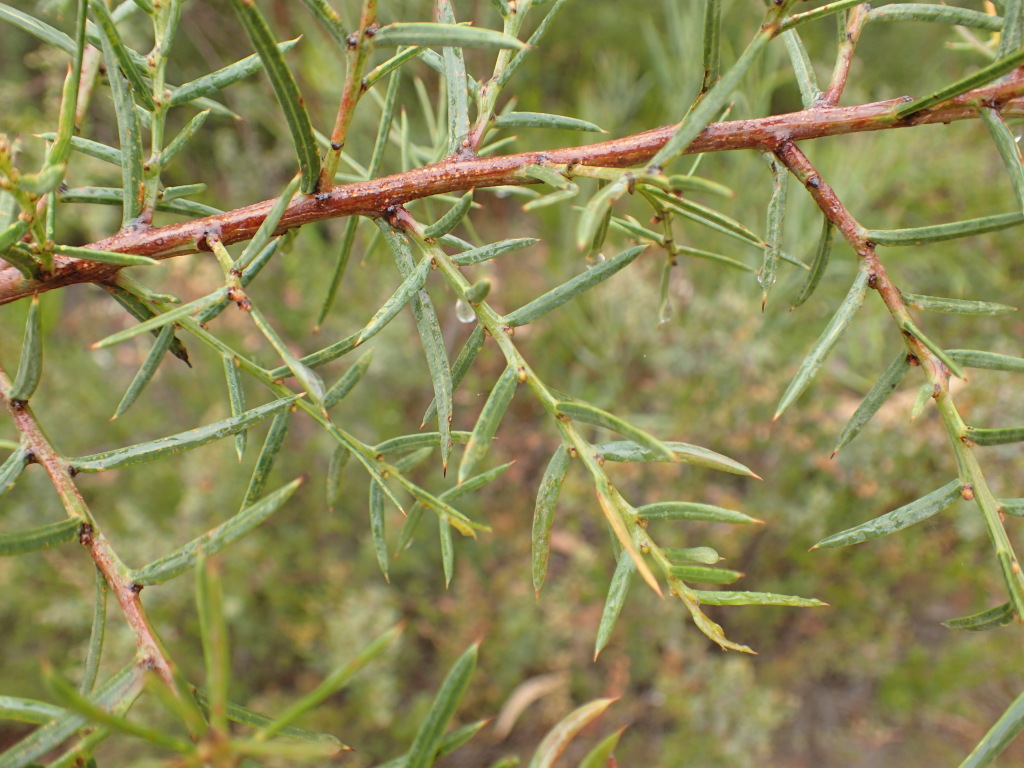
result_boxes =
[455,299,476,324]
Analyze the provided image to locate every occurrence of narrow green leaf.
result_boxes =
[0,696,65,725]
[191,691,342,747]
[521,164,575,190]
[1002,498,1024,517]
[0,3,76,54]
[92,288,226,350]
[0,446,29,498]
[38,133,122,166]
[101,282,190,364]
[439,514,455,586]
[944,601,1015,631]
[774,268,870,420]
[450,238,537,266]
[53,244,159,267]
[636,502,760,525]
[392,474,483,537]
[223,356,247,460]
[663,174,734,198]
[577,177,629,251]
[356,255,432,344]
[94,12,144,225]
[261,624,403,741]
[458,365,518,485]
[533,445,570,597]
[88,0,155,111]
[229,0,320,192]
[298,0,348,48]
[0,518,80,556]
[169,39,300,106]
[594,553,634,660]
[792,216,834,309]
[132,477,303,585]
[236,176,301,272]
[323,349,374,410]
[759,152,788,309]
[643,187,765,248]
[556,400,675,461]
[250,307,326,406]
[236,410,288,510]
[377,222,453,470]
[693,590,826,607]
[72,396,297,472]
[896,47,1024,118]
[651,17,776,169]
[326,443,350,512]
[578,728,625,768]
[814,478,962,549]
[493,112,604,132]
[60,186,223,216]
[902,293,1017,315]
[161,109,210,166]
[318,218,360,326]
[669,564,743,585]
[958,690,1024,768]
[527,698,615,768]
[111,325,176,418]
[0,220,34,277]
[436,0,469,155]
[902,318,965,378]
[700,0,722,92]
[405,644,478,768]
[8,294,42,401]
[375,431,471,456]
[948,349,1024,373]
[364,46,424,90]
[998,0,1024,57]
[521,186,580,212]
[80,566,107,696]
[505,245,646,327]
[865,212,1024,245]
[968,425,1024,446]
[868,3,1002,30]
[422,325,485,426]
[596,481,660,596]
[373,22,526,50]
[832,352,911,455]
[369,480,389,581]
[980,106,1024,213]
[42,665,189,753]
[0,663,144,768]
[375,719,489,768]
[663,546,721,565]
[423,190,474,239]
[782,29,820,108]
[195,556,229,732]
[497,0,568,87]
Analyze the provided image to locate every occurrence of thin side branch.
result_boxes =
[0,366,176,686]
[3,82,1024,306]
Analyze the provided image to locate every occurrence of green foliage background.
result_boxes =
[2,1,1024,766]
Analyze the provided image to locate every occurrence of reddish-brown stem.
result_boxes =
[0,367,175,686]
[319,0,378,189]
[772,140,947,383]
[819,3,869,107]
[3,82,1024,307]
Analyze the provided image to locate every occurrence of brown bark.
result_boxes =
[2,82,1023,306]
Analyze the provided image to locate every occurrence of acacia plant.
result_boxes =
[2,0,1024,765]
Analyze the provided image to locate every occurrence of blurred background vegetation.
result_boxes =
[2,0,1023,765]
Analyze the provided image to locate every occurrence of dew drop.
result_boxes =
[585,252,606,269]
[455,298,476,324]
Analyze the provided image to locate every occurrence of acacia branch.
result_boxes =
[0,366,176,686]
[3,81,1024,306]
